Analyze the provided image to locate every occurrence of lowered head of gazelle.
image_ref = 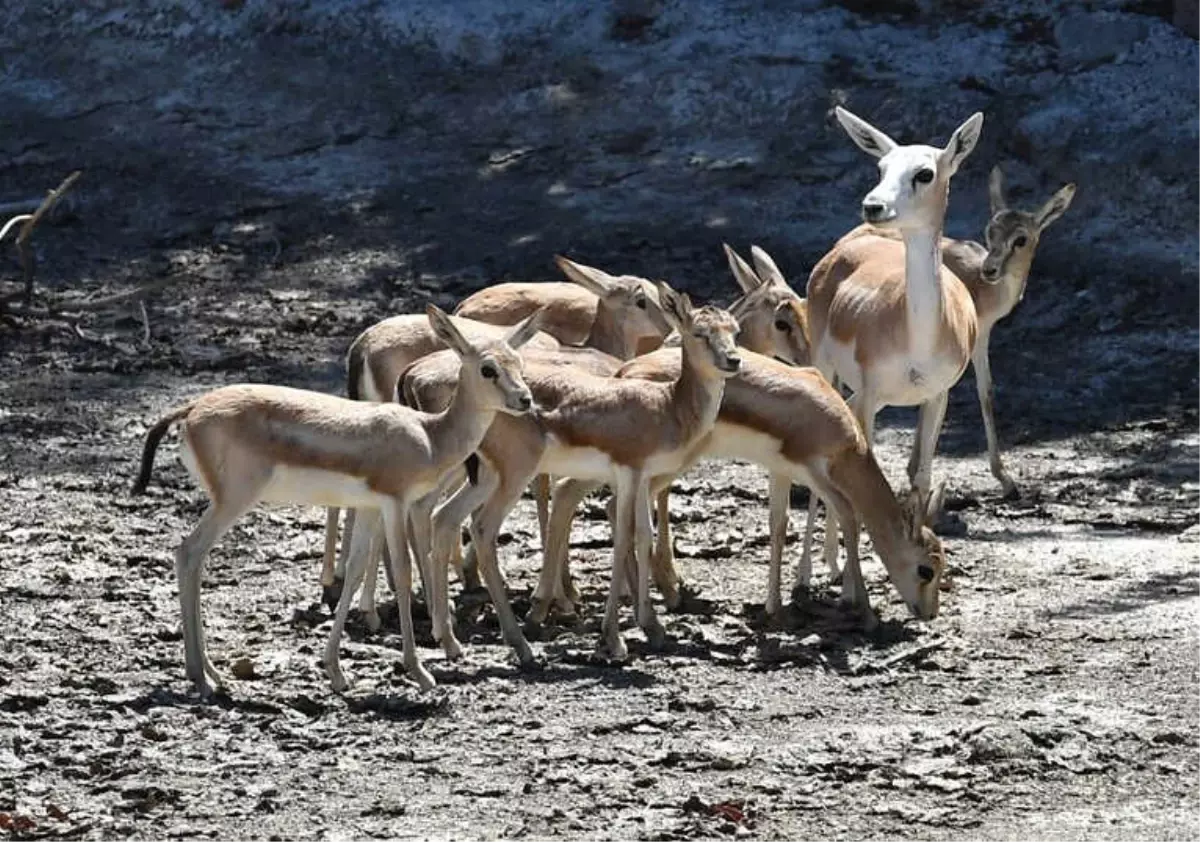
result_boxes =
[555,255,674,354]
[427,304,538,415]
[834,106,984,233]
[980,166,1076,284]
[723,243,810,366]
[889,484,949,620]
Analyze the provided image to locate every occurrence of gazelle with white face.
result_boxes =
[807,106,984,494]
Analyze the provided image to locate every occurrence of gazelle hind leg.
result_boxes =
[531,477,596,624]
[472,472,537,664]
[381,500,435,691]
[649,478,682,608]
[323,511,381,691]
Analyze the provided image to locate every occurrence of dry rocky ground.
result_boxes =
[1,1,1198,839]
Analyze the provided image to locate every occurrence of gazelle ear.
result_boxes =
[554,255,614,297]
[1035,183,1077,232]
[655,281,692,331]
[988,166,1007,215]
[834,106,898,159]
[924,482,946,528]
[723,244,762,293]
[937,112,984,177]
[750,245,789,288]
[504,306,545,349]
[426,304,475,358]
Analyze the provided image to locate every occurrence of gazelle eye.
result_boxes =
[918,564,935,582]
[635,297,648,310]
[1013,235,1028,248]
[914,169,934,185]
[481,363,498,380]
[774,318,791,333]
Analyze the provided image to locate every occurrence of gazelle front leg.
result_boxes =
[600,473,635,661]
[470,471,538,665]
[633,473,666,649]
[907,390,949,498]
[649,477,683,608]
[971,327,1017,497]
[766,473,790,614]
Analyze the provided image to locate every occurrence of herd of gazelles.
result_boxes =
[132,107,1076,697]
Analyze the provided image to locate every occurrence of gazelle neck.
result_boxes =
[586,302,637,360]
[902,227,944,359]
[423,376,496,468]
[672,342,726,441]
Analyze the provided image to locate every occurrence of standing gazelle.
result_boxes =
[132,305,544,696]
[806,107,984,500]
[951,167,1076,495]
[402,282,742,661]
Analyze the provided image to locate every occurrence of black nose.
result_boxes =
[519,395,532,411]
[725,355,742,372]
[863,203,885,222]
[982,265,1000,280]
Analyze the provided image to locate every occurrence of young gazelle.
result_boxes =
[542,349,948,621]
[455,255,673,358]
[132,305,544,696]
[321,256,674,607]
[401,282,741,661]
[532,243,813,620]
[949,167,1076,495]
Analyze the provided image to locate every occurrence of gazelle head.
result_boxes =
[723,243,811,367]
[886,484,948,620]
[834,106,984,233]
[979,166,1077,284]
[554,255,674,349]
[656,280,742,377]
[426,304,542,415]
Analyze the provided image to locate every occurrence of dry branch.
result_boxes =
[15,170,82,303]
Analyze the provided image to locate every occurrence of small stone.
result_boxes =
[230,657,256,681]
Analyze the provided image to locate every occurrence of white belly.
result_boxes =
[258,465,389,509]
[823,338,967,407]
[541,436,619,482]
[704,421,822,488]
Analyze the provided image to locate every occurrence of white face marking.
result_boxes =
[863,145,944,230]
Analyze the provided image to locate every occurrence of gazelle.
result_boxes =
[533,242,815,619]
[947,167,1076,495]
[455,255,673,357]
[806,106,984,497]
[399,282,741,662]
[542,349,948,620]
[321,255,672,610]
[131,305,544,696]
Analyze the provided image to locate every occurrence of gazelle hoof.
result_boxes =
[595,634,629,663]
[322,577,344,612]
[643,621,667,650]
[408,663,437,692]
[526,597,552,626]
[441,635,464,661]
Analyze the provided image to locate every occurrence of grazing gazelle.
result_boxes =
[806,106,986,500]
[542,349,948,621]
[321,255,673,608]
[400,282,741,662]
[131,305,544,696]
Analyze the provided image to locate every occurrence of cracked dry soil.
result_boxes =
[0,201,1197,841]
